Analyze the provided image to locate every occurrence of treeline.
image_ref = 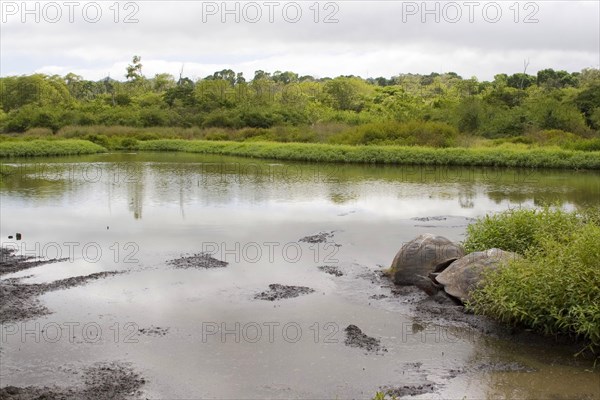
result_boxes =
[1,57,599,148]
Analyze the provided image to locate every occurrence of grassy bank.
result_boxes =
[1,137,600,170]
[465,207,600,353]
[136,139,600,169]
[0,139,106,157]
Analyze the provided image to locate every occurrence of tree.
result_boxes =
[126,55,144,82]
[323,77,371,111]
[575,82,600,129]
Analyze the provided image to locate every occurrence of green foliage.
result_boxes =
[463,206,581,255]
[468,213,600,351]
[133,140,600,169]
[0,139,105,157]
[328,121,458,147]
[1,67,598,152]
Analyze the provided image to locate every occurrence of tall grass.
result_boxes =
[0,139,105,157]
[136,140,600,169]
[465,207,600,352]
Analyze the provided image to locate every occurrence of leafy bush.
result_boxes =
[469,220,600,351]
[0,139,105,157]
[463,207,581,255]
[119,137,138,149]
[328,121,458,147]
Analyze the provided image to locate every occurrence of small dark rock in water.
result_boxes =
[254,284,315,301]
[167,253,228,269]
[344,324,387,354]
[380,383,437,397]
[138,326,170,337]
[318,265,343,277]
[299,231,334,244]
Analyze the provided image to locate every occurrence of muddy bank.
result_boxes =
[0,271,122,323]
[254,284,315,301]
[0,362,145,400]
[372,268,595,355]
[167,252,228,269]
[344,324,387,354]
[0,247,68,276]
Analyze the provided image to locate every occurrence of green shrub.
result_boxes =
[328,120,458,147]
[85,134,111,149]
[463,206,581,255]
[469,221,600,351]
[0,139,105,157]
[120,137,138,149]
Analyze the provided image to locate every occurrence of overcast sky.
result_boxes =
[1,0,598,81]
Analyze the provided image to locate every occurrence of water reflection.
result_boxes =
[1,153,599,222]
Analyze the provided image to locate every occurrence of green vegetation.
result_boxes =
[0,139,105,157]
[465,207,600,352]
[1,58,599,158]
[134,140,600,169]
[463,207,581,254]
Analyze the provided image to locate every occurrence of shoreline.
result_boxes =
[1,138,600,170]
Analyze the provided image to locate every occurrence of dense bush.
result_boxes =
[463,207,581,254]
[0,139,105,157]
[467,209,600,351]
[328,121,458,147]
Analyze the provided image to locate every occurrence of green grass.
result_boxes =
[463,207,582,255]
[136,139,600,169]
[0,139,106,157]
[465,207,600,353]
[1,136,599,170]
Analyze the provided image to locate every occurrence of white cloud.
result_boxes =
[1,1,598,80]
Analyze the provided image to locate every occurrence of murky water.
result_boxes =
[1,153,599,399]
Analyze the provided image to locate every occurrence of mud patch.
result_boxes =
[344,324,387,354]
[380,383,437,397]
[414,294,509,336]
[138,326,170,337]
[167,253,228,269]
[412,216,448,222]
[0,361,145,400]
[0,271,122,323]
[299,231,334,244]
[0,247,68,276]
[318,265,343,277]
[254,284,315,301]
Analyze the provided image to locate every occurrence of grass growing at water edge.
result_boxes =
[0,139,105,157]
[465,207,600,354]
[136,139,600,169]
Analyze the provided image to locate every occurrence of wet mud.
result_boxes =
[0,362,146,400]
[0,247,68,276]
[0,271,122,323]
[344,324,387,354]
[137,326,170,337]
[167,252,228,269]
[318,265,343,277]
[254,284,316,301]
[299,231,335,244]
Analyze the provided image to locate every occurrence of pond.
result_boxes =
[1,152,599,399]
